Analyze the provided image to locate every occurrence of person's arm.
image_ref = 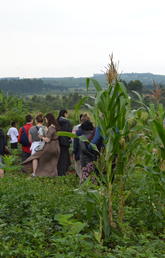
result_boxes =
[68,120,72,132]
[28,132,32,143]
[91,127,101,145]
[41,126,53,143]
[18,128,22,143]
[16,128,19,137]
[42,136,50,143]
[63,119,72,133]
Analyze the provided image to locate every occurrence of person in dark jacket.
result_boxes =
[72,113,90,179]
[0,128,7,177]
[57,110,72,176]
[75,120,96,182]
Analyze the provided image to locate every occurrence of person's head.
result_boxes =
[11,121,16,127]
[80,113,90,124]
[58,109,68,119]
[45,113,60,130]
[25,114,33,123]
[80,120,94,131]
[35,114,44,124]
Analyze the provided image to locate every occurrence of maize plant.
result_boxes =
[58,56,165,244]
[84,56,149,243]
[84,55,164,243]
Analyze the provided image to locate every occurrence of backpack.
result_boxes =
[20,127,30,147]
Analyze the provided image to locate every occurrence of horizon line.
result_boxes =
[0,72,165,80]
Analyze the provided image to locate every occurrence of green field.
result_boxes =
[0,169,164,257]
[0,64,165,257]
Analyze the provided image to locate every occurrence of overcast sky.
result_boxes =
[0,0,164,78]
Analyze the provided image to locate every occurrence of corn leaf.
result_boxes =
[57,131,78,138]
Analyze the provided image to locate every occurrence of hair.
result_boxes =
[58,109,68,119]
[36,114,44,123]
[11,121,16,127]
[25,115,33,123]
[79,114,83,120]
[80,113,90,123]
[80,120,94,131]
[45,113,60,130]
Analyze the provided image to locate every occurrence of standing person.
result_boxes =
[72,113,90,134]
[7,121,19,149]
[23,113,60,177]
[18,115,33,161]
[29,114,47,176]
[57,109,72,176]
[78,120,96,182]
[0,127,7,178]
[29,114,47,155]
[72,113,90,180]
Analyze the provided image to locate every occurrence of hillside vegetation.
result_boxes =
[1,72,165,95]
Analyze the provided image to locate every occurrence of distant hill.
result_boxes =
[0,73,165,95]
[93,73,165,88]
[42,72,165,89]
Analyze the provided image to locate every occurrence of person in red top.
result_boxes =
[18,115,33,161]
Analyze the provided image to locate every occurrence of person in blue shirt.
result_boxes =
[90,127,103,151]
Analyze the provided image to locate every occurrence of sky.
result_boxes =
[0,0,164,78]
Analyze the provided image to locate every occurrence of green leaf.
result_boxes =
[86,78,90,91]
[57,131,78,138]
[153,120,165,147]
[86,77,102,92]
[74,96,88,111]
[132,90,143,102]
[54,214,73,225]
[85,103,93,110]
[79,135,89,142]
[70,222,86,234]
[90,143,99,152]
[90,78,102,92]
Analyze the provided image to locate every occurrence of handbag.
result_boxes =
[34,141,45,152]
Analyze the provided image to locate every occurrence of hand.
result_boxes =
[42,137,50,143]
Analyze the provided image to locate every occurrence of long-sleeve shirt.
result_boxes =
[90,127,103,151]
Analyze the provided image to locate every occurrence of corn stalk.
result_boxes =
[85,55,133,241]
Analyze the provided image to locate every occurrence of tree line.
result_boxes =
[0,74,165,96]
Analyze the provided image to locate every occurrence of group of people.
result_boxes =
[19,110,72,177]
[0,110,103,181]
